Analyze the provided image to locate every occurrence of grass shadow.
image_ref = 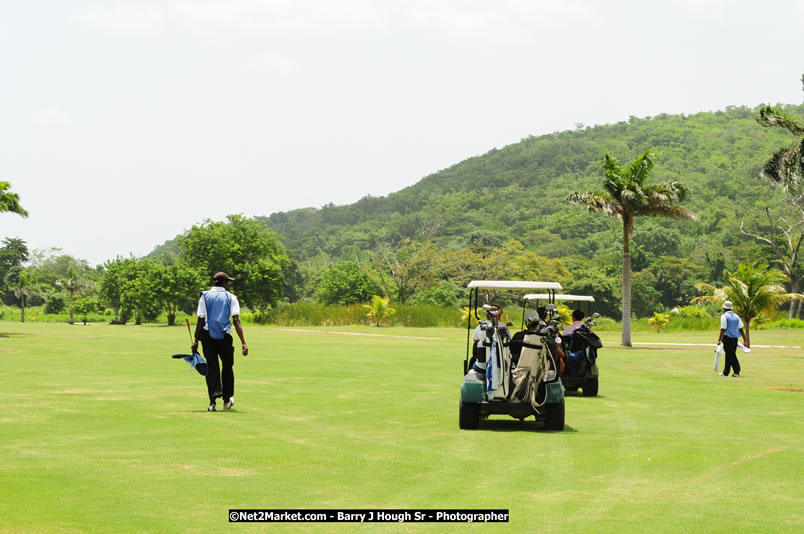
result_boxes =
[477,418,578,433]
[564,391,607,399]
[0,332,32,339]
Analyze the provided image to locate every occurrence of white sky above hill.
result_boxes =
[1,0,802,266]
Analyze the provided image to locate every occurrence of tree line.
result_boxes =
[2,95,803,330]
[1,215,290,325]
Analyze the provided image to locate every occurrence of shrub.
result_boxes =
[45,293,66,314]
[671,305,711,319]
[766,318,804,329]
[409,282,463,307]
[242,303,462,327]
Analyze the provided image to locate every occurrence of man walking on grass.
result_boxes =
[191,272,248,412]
[717,301,748,378]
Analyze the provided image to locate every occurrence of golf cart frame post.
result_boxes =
[522,294,596,322]
[464,281,563,375]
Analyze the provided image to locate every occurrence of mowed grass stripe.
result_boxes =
[0,322,802,533]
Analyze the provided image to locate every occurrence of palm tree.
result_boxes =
[754,91,804,318]
[568,150,697,346]
[0,181,28,217]
[648,312,670,333]
[12,270,42,323]
[692,262,802,345]
[363,295,396,327]
[56,266,88,325]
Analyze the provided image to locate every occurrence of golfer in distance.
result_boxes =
[191,272,248,412]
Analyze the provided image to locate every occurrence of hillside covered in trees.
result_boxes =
[244,104,802,317]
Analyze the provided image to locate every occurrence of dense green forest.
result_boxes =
[4,104,803,323]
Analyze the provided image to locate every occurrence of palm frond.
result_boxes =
[624,151,657,186]
[760,139,803,195]
[756,105,804,136]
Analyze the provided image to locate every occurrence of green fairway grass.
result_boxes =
[1,322,802,533]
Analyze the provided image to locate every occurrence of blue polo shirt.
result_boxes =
[720,310,743,339]
[197,286,241,340]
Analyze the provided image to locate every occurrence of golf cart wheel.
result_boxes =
[582,378,599,397]
[544,402,565,431]
[459,400,480,430]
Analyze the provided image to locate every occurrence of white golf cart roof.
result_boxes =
[523,293,595,302]
[467,280,563,291]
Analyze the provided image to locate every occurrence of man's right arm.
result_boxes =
[191,318,205,354]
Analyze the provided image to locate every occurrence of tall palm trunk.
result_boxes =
[621,220,633,347]
[743,314,752,347]
[789,279,800,319]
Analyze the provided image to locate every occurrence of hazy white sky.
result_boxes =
[2,0,803,266]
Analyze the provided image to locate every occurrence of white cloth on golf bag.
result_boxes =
[511,333,546,404]
[713,344,723,371]
[485,330,511,400]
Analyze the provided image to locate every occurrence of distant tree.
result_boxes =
[504,241,571,287]
[155,262,203,325]
[692,262,801,345]
[0,237,28,301]
[631,269,662,318]
[100,257,135,324]
[563,267,621,319]
[740,206,803,318]
[44,291,66,314]
[568,151,697,346]
[9,269,42,322]
[409,281,463,307]
[56,266,92,324]
[363,295,396,327]
[654,256,707,308]
[178,215,291,310]
[71,295,97,325]
[99,257,160,324]
[361,240,439,304]
[317,261,380,305]
[0,181,28,217]
[126,259,161,324]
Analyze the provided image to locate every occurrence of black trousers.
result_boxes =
[201,331,235,403]
[722,336,740,376]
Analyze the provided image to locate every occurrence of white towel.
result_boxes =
[713,345,723,371]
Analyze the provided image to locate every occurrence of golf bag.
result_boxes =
[563,325,602,378]
[510,333,560,408]
[469,320,512,400]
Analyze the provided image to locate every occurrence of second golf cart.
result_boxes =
[524,293,602,397]
[459,280,566,431]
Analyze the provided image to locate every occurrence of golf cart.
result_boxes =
[459,280,566,431]
[524,293,602,397]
